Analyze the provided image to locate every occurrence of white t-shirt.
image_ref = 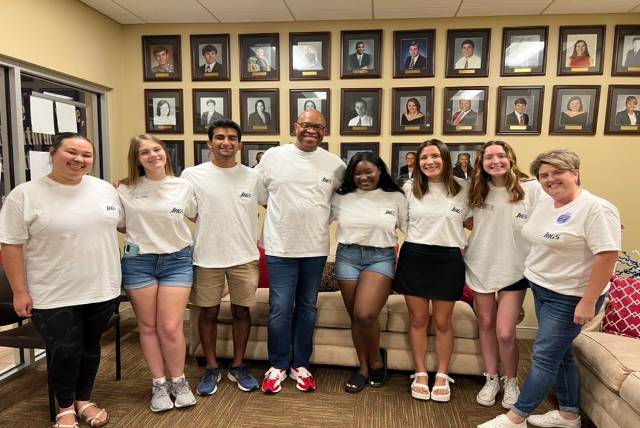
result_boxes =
[0,176,122,309]
[464,180,543,293]
[255,143,346,257]
[118,176,196,255]
[181,162,266,268]
[522,190,621,297]
[331,188,408,248]
[404,178,470,247]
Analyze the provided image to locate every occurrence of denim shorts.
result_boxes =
[121,246,193,290]
[335,243,396,281]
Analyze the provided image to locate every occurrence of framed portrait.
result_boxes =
[612,25,640,76]
[318,142,329,151]
[501,26,548,76]
[163,140,185,176]
[142,35,182,81]
[144,89,183,134]
[550,85,600,135]
[446,29,490,77]
[241,142,279,168]
[340,88,382,135]
[240,89,279,135]
[239,33,279,81]
[289,32,331,80]
[557,26,605,76]
[340,142,380,165]
[190,34,230,81]
[393,30,435,78]
[447,143,484,182]
[340,30,382,78]
[193,141,210,165]
[605,85,640,135]
[443,87,488,135]
[391,143,419,186]
[496,86,544,135]
[192,89,231,135]
[391,87,434,135]
[289,89,331,135]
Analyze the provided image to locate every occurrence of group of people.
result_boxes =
[0,108,621,428]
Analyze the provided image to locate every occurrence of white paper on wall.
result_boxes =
[29,96,55,135]
[28,151,52,180]
[55,102,78,133]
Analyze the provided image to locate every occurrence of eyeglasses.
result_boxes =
[296,122,326,132]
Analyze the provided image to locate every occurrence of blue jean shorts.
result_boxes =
[121,246,193,290]
[334,243,396,281]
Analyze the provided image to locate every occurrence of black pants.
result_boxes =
[31,298,117,408]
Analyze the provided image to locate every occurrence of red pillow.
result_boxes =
[602,276,640,339]
[257,246,269,288]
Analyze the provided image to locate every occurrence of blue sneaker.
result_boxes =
[228,364,259,392]
[197,367,221,395]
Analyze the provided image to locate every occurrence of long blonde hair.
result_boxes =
[412,139,461,199]
[126,134,174,187]
[469,140,530,208]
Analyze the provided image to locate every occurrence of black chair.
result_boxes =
[0,266,121,422]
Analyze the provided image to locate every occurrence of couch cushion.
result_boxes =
[218,288,270,325]
[620,372,640,414]
[573,331,640,392]
[386,294,478,339]
[602,276,640,339]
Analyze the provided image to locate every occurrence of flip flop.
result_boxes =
[369,348,387,388]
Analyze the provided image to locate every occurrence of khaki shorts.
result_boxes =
[191,261,259,307]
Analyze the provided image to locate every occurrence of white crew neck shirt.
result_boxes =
[522,190,621,297]
[181,161,266,268]
[404,178,470,247]
[331,188,408,248]
[255,143,346,257]
[0,176,122,309]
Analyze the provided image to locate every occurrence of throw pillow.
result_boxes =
[602,276,640,339]
[319,262,339,292]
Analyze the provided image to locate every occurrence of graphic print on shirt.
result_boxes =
[101,202,120,219]
[236,186,254,205]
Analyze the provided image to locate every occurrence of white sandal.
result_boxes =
[431,372,454,402]
[76,402,109,427]
[409,372,430,400]
[53,409,79,428]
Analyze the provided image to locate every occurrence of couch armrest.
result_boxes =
[581,297,608,332]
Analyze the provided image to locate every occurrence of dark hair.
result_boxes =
[206,99,216,106]
[412,139,461,199]
[201,44,218,55]
[566,96,583,111]
[406,97,422,114]
[514,97,527,106]
[152,46,168,56]
[156,100,171,116]
[633,37,640,42]
[409,40,419,48]
[208,119,242,142]
[52,132,92,151]
[570,39,591,59]
[254,99,265,110]
[337,151,401,195]
[461,39,475,49]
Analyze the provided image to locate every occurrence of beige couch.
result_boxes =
[189,288,484,375]
[573,310,640,428]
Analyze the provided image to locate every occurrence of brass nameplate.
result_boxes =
[154,73,170,77]
[514,68,531,73]
[404,69,421,74]
[156,125,172,130]
[456,125,473,130]
[251,72,267,76]
[252,125,268,130]
[459,69,476,74]
[570,67,589,72]
[351,126,369,131]
[403,126,421,131]
[627,66,640,72]
[564,125,583,130]
[509,125,527,130]
[352,69,369,74]
[204,72,219,77]
[620,125,638,131]
[302,71,317,76]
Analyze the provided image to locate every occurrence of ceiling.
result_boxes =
[80,0,640,24]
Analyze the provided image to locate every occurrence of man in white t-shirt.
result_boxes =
[181,119,266,395]
[255,110,346,394]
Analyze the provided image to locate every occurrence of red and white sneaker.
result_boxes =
[261,367,287,394]
[289,367,317,392]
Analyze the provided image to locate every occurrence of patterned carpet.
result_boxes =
[0,319,591,428]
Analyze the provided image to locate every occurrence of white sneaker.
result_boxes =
[477,373,500,406]
[501,376,520,409]
[478,414,527,428]
[527,410,581,428]
[150,382,173,412]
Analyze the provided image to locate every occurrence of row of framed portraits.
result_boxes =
[144,85,640,137]
[161,140,481,182]
[142,25,640,82]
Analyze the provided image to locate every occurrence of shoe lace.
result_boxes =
[172,378,190,394]
[232,365,250,380]
[265,367,283,380]
[202,369,217,383]
[501,376,519,398]
[481,373,499,392]
[294,367,312,379]
[152,383,169,398]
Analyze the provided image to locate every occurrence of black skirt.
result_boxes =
[393,241,465,301]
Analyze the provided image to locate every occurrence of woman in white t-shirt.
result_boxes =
[0,133,121,428]
[480,149,621,428]
[331,152,408,393]
[394,139,469,402]
[465,141,541,410]
[118,134,197,412]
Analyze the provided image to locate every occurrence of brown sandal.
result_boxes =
[53,409,79,428]
[76,402,109,427]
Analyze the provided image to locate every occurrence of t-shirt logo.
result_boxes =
[321,177,332,184]
[384,209,395,216]
[556,212,572,224]
[451,206,462,214]
[516,212,528,220]
[170,207,184,214]
[240,191,252,199]
[543,232,560,240]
